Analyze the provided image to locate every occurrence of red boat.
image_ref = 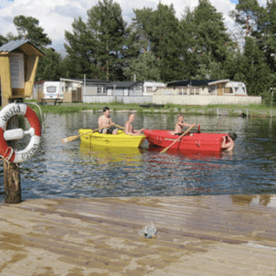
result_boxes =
[143,129,227,152]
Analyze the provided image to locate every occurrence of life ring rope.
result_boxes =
[0,103,42,163]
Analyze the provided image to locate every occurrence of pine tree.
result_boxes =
[13,15,51,47]
[87,0,127,80]
[64,17,101,79]
[182,0,231,79]
[0,35,8,47]
[36,47,63,81]
[129,4,181,82]
[243,37,271,95]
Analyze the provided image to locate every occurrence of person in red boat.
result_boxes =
[170,114,195,135]
[222,133,237,151]
[124,113,143,136]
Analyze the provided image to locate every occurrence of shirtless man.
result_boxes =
[98,106,118,135]
[222,133,237,151]
[124,113,143,136]
[170,114,195,135]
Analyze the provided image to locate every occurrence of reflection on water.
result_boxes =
[1,112,276,201]
[79,142,144,166]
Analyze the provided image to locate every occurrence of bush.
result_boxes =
[260,90,274,106]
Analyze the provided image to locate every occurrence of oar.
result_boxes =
[160,124,196,154]
[61,125,113,143]
[114,124,125,130]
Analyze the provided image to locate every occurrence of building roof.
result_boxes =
[208,79,230,86]
[0,39,45,57]
[60,78,83,83]
[167,79,217,87]
[106,81,142,89]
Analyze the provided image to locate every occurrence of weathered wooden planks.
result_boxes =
[1,195,276,275]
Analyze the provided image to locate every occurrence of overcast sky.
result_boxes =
[0,0,267,52]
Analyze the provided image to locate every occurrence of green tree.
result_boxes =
[256,1,276,87]
[64,17,100,79]
[123,51,161,81]
[0,35,8,47]
[129,7,153,56]
[36,47,62,81]
[243,37,271,95]
[129,4,181,82]
[231,0,276,95]
[151,4,182,81]
[87,0,127,80]
[13,15,51,47]
[181,0,231,79]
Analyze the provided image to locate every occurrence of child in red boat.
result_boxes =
[170,114,195,135]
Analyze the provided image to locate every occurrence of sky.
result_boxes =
[0,0,267,53]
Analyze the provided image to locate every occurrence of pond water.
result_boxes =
[1,111,276,201]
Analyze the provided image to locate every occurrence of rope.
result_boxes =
[0,147,14,169]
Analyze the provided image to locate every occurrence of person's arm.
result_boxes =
[221,136,228,149]
[183,122,193,128]
[132,129,143,135]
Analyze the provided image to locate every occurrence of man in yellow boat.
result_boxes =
[124,113,143,136]
[98,106,118,135]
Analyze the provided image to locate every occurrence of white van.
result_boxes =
[43,81,64,99]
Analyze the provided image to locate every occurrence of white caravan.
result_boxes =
[43,81,64,99]
[225,81,247,95]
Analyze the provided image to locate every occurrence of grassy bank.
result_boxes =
[14,100,276,118]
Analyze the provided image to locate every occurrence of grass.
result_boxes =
[7,100,276,118]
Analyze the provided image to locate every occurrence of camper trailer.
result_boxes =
[143,81,166,95]
[43,81,64,99]
[225,81,247,95]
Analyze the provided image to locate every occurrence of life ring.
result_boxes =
[0,103,41,163]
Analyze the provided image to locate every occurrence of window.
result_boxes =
[46,86,56,93]
[97,86,107,94]
[209,85,216,94]
[224,87,233,93]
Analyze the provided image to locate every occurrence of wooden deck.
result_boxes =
[1,195,276,275]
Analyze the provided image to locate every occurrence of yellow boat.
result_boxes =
[79,129,146,148]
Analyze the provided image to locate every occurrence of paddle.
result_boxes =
[114,124,125,130]
[160,124,196,154]
[61,125,114,143]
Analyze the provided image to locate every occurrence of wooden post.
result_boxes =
[2,98,21,204]
[4,160,21,203]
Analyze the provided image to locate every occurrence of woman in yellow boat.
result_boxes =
[124,113,143,136]
[98,106,118,135]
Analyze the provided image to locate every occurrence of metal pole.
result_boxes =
[84,74,86,96]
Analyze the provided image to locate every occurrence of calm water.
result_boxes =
[1,112,276,201]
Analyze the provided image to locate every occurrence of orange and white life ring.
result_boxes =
[0,103,41,163]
